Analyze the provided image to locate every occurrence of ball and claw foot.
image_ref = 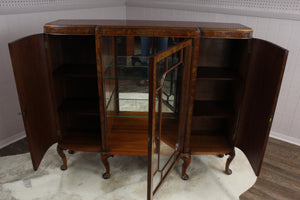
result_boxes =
[181,154,191,181]
[68,150,75,154]
[225,168,232,175]
[181,173,189,180]
[60,165,67,171]
[101,153,112,179]
[103,172,110,179]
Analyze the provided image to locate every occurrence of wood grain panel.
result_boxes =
[236,39,288,176]
[9,34,57,170]
[194,80,233,101]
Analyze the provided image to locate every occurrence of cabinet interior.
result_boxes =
[46,35,249,155]
[48,35,101,151]
[102,36,184,155]
[191,38,248,154]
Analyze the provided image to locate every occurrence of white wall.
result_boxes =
[126,5,300,145]
[0,5,126,148]
[0,0,125,15]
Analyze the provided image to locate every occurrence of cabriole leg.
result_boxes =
[101,153,112,179]
[181,154,191,180]
[57,145,67,170]
[68,150,75,154]
[225,149,235,175]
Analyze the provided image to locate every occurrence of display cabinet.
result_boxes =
[9,20,288,200]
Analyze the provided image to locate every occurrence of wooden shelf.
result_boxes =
[54,64,97,78]
[109,131,148,156]
[190,134,232,154]
[107,111,176,119]
[59,99,99,115]
[108,117,178,156]
[193,101,233,118]
[161,132,179,149]
[197,67,236,80]
[60,130,101,152]
[108,117,148,155]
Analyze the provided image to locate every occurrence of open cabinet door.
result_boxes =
[236,39,288,176]
[9,34,57,170]
[147,39,193,200]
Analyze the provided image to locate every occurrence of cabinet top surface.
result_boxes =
[44,19,253,38]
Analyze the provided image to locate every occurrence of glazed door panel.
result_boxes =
[147,39,193,200]
[9,34,57,170]
[236,39,288,175]
[95,35,116,152]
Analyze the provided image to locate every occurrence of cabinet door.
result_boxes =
[9,34,57,170]
[236,39,288,175]
[147,39,193,200]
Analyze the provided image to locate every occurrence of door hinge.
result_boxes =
[44,41,48,49]
[57,130,63,142]
[248,39,252,54]
[269,116,273,124]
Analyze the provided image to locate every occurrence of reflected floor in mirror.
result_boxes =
[0,145,256,200]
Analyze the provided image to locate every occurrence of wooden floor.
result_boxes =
[0,137,299,199]
[0,137,29,156]
[240,138,300,200]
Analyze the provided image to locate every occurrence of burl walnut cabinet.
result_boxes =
[9,20,288,200]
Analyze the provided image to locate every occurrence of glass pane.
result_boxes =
[102,36,182,119]
[158,65,182,178]
[103,53,176,118]
[104,56,149,80]
[152,55,184,193]
[103,54,149,118]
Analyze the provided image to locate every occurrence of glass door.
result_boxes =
[147,39,193,200]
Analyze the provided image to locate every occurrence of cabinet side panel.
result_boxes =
[236,39,288,175]
[9,34,57,170]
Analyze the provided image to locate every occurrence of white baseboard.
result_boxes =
[270,131,300,146]
[0,131,26,149]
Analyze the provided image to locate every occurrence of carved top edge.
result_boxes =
[44,19,253,39]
